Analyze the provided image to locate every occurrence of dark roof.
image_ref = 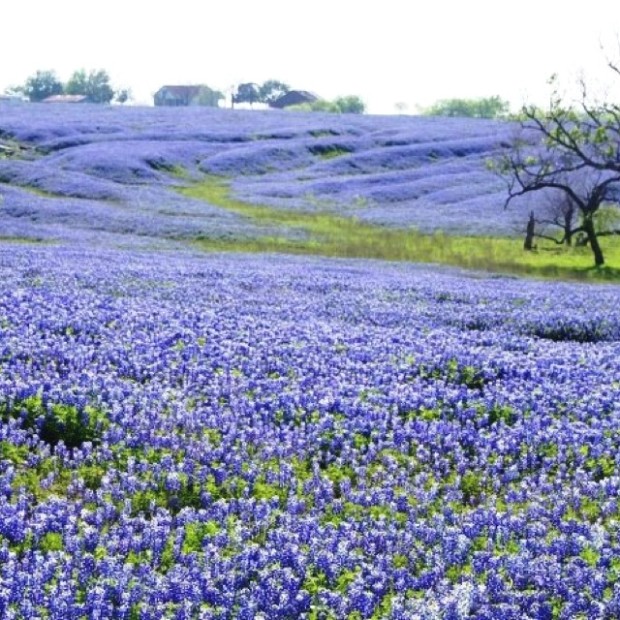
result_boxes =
[270,90,319,109]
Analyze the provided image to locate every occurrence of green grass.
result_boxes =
[181,177,620,281]
[0,236,47,245]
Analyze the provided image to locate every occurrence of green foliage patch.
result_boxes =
[0,395,109,448]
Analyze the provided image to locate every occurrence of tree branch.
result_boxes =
[596,229,620,237]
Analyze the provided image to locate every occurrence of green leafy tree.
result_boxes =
[258,80,290,104]
[232,82,260,107]
[426,95,509,118]
[66,69,115,103]
[334,95,366,114]
[495,72,620,266]
[65,70,88,96]
[193,85,224,107]
[22,70,64,102]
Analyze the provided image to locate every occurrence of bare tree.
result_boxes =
[496,69,620,266]
[541,191,578,246]
[529,182,589,247]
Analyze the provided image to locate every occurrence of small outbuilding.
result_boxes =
[269,90,319,109]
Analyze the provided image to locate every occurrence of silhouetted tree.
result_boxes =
[232,83,260,107]
[524,211,536,250]
[539,190,578,246]
[496,71,620,266]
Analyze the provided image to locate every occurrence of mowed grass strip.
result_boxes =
[180,177,620,281]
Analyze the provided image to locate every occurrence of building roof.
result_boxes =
[270,90,320,109]
[155,85,203,98]
[0,95,26,105]
[42,95,90,104]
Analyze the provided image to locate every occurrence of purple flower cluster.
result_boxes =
[0,105,524,243]
[0,244,618,618]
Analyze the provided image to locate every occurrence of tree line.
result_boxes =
[9,71,508,118]
[8,72,366,113]
[10,69,129,104]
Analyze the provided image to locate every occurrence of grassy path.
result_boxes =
[181,177,620,281]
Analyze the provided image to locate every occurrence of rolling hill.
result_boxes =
[0,104,523,245]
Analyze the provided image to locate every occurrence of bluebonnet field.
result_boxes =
[1,244,620,619]
[0,104,526,242]
[1,105,620,619]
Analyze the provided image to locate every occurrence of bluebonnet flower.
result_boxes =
[0,104,528,244]
[0,238,617,615]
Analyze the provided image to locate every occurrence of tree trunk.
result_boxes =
[524,211,536,251]
[564,209,573,246]
[583,216,605,266]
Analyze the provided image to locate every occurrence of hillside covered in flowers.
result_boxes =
[0,105,619,619]
[0,105,524,244]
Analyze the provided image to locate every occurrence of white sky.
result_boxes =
[2,0,620,114]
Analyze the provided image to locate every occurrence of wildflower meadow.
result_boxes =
[0,104,619,619]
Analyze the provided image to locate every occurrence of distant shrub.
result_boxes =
[288,95,365,114]
[424,95,510,119]
[333,96,366,114]
[288,100,340,113]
